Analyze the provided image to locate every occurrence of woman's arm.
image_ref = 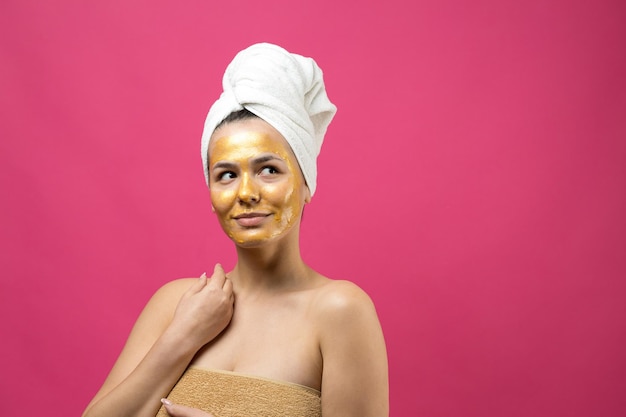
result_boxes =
[82,265,234,417]
[317,280,389,417]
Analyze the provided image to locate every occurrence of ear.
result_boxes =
[211,205,216,212]
[304,186,312,204]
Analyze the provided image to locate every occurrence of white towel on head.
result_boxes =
[200,43,337,196]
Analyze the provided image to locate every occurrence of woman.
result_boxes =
[82,43,388,417]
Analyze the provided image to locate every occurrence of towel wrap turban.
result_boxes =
[201,43,337,197]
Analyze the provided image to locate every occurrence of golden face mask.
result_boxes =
[208,118,310,246]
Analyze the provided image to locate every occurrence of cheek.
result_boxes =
[282,188,300,214]
[272,183,304,224]
[210,189,237,212]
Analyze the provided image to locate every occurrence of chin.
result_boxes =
[226,224,298,248]
[227,229,277,247]
[231,237,267,248]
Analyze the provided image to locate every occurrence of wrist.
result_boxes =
[157,325,203,359]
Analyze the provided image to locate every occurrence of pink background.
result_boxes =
[1,1,625,416]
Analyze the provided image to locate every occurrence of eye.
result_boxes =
[259,166,279,176]
[217,171,237,182]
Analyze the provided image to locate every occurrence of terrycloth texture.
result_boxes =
[156,367,321,417]
[200,43,337,196]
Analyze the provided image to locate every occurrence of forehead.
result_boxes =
[208,118,296,164]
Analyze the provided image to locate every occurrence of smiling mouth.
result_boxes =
[232,212,271,227]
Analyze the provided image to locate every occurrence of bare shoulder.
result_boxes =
[145,278,196,308]
[136,278,198,326]
[151,278,198,302]
[311,279,379,327]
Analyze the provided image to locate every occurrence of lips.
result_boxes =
[232,212,271,227]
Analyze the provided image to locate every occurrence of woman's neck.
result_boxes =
[228,237,314,296]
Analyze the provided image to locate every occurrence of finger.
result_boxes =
[184,273,207,297]
[207,263,226,288]
[223,277,234,299]
[162,398,214,417]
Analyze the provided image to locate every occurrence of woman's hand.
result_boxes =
[161,399,214,417]
[167,263,234,351]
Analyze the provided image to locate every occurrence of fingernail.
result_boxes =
[200,272,207,278]
[161,398,172,406]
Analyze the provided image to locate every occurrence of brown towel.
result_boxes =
[156,367,321,417]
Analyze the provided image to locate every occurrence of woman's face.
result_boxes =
[208,118,311,247]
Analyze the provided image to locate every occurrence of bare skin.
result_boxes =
[82,118,388,417]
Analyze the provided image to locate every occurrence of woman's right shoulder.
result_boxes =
[137,278,198,324]
[151,278,198,301]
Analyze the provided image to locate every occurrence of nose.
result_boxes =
[237,173,260,204]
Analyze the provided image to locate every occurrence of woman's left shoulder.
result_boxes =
[312,279,379,322]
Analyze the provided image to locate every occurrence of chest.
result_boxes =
[189,294,322,390]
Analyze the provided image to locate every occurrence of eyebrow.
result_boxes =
[252,154,284,164]
[212,154,284,170]
[212,161,237,170]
